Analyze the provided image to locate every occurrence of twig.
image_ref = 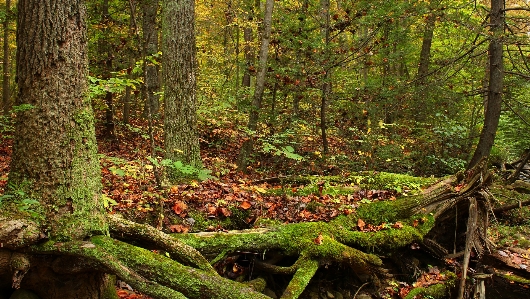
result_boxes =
[353,282,370,299]
[507,149,530,184]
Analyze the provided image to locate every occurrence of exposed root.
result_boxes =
[280,258,319,299]
[108,213,217,274]
[29,236,270,299]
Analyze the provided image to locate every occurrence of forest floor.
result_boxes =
[1,118,529,299]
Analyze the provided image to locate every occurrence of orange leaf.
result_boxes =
[218,207,231,217]
[240,201,252,210]
[314,232,324,245]
[170,185,179,194]
[169,224,189,233]
[412,219,419,227]
[357,218,366,231]
[392,222,403,229]
[172,201,187,215]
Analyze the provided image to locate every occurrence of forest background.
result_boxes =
[1,0,530,175]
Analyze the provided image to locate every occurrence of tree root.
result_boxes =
[280,258,319,299]
[29,236,270,299]
[108,213,216,274]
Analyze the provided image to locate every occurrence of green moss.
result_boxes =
[502,273,530,285]
[404,272,456,299]
[349,172,438,193]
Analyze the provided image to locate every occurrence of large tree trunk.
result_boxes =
[4,0,111,297]
[237,0,275,171]
[162,0,202,178]
[468,0,504,169]
[2,0,10,115]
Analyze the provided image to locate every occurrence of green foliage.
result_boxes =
[259,130,304,162]
[88,75,141,108]
[150,157,215,181]
[0,181,42,220]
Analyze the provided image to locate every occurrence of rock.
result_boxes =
[326,290,335,298]
[309,291,319,299]
[262,288,277,299]
[334,291,344,299]
[356,293,372,299]
[9,290,40,299]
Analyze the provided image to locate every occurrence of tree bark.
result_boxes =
[2,0,10,115]
[468,0,504,169]
[241,0,258,88]
[141,0,160,117]
[162,0,202,178]
[101,0,116,141]
[320,0,331,155]
[6,0,112,297]
[237,0,274,171]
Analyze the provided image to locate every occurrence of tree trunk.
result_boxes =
[162,0,202,178]
[6,0,111,296]
[320,0,330,155]
[468,0,504,169]
[141,0,160,117]
[241,0,258,88]
[237,0,274,171]
[416,14,435,86]
[2,0,10,115]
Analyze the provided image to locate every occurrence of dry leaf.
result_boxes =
[412,219,419,227]
[357,218,366,231]
[314,232,324,245]
[169,224,189,233]
[172,201,187,215]
[240,201,252,210]
[392,222,403,229]
[170,185,179,194]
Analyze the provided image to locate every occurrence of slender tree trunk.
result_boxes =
[293,0,309,119]
[241,0,258,88]
[413,13,435,121]
[320,0,330,155]
[468,0,504,169]
[9,0,111,296]
[242,27,253,87]
[237,0,274,171]
[123,57,134,124]
[2,0,10,115]
[100,0,116,140]
[162,0,202,178]
[416,14,435,86]
[142,0,160,117]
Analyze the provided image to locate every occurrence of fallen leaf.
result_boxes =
[172,201,187,215]
[240,201,252,210]
[218,207,231,217]
[314,232,324,245]
[357,218,366,231]
[170,185,179,194]
[392,222,403,229]
[169,224,189,233]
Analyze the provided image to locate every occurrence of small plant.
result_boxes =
[0,181,42,220]
[259,130,304,162]
[148,157,215,181]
